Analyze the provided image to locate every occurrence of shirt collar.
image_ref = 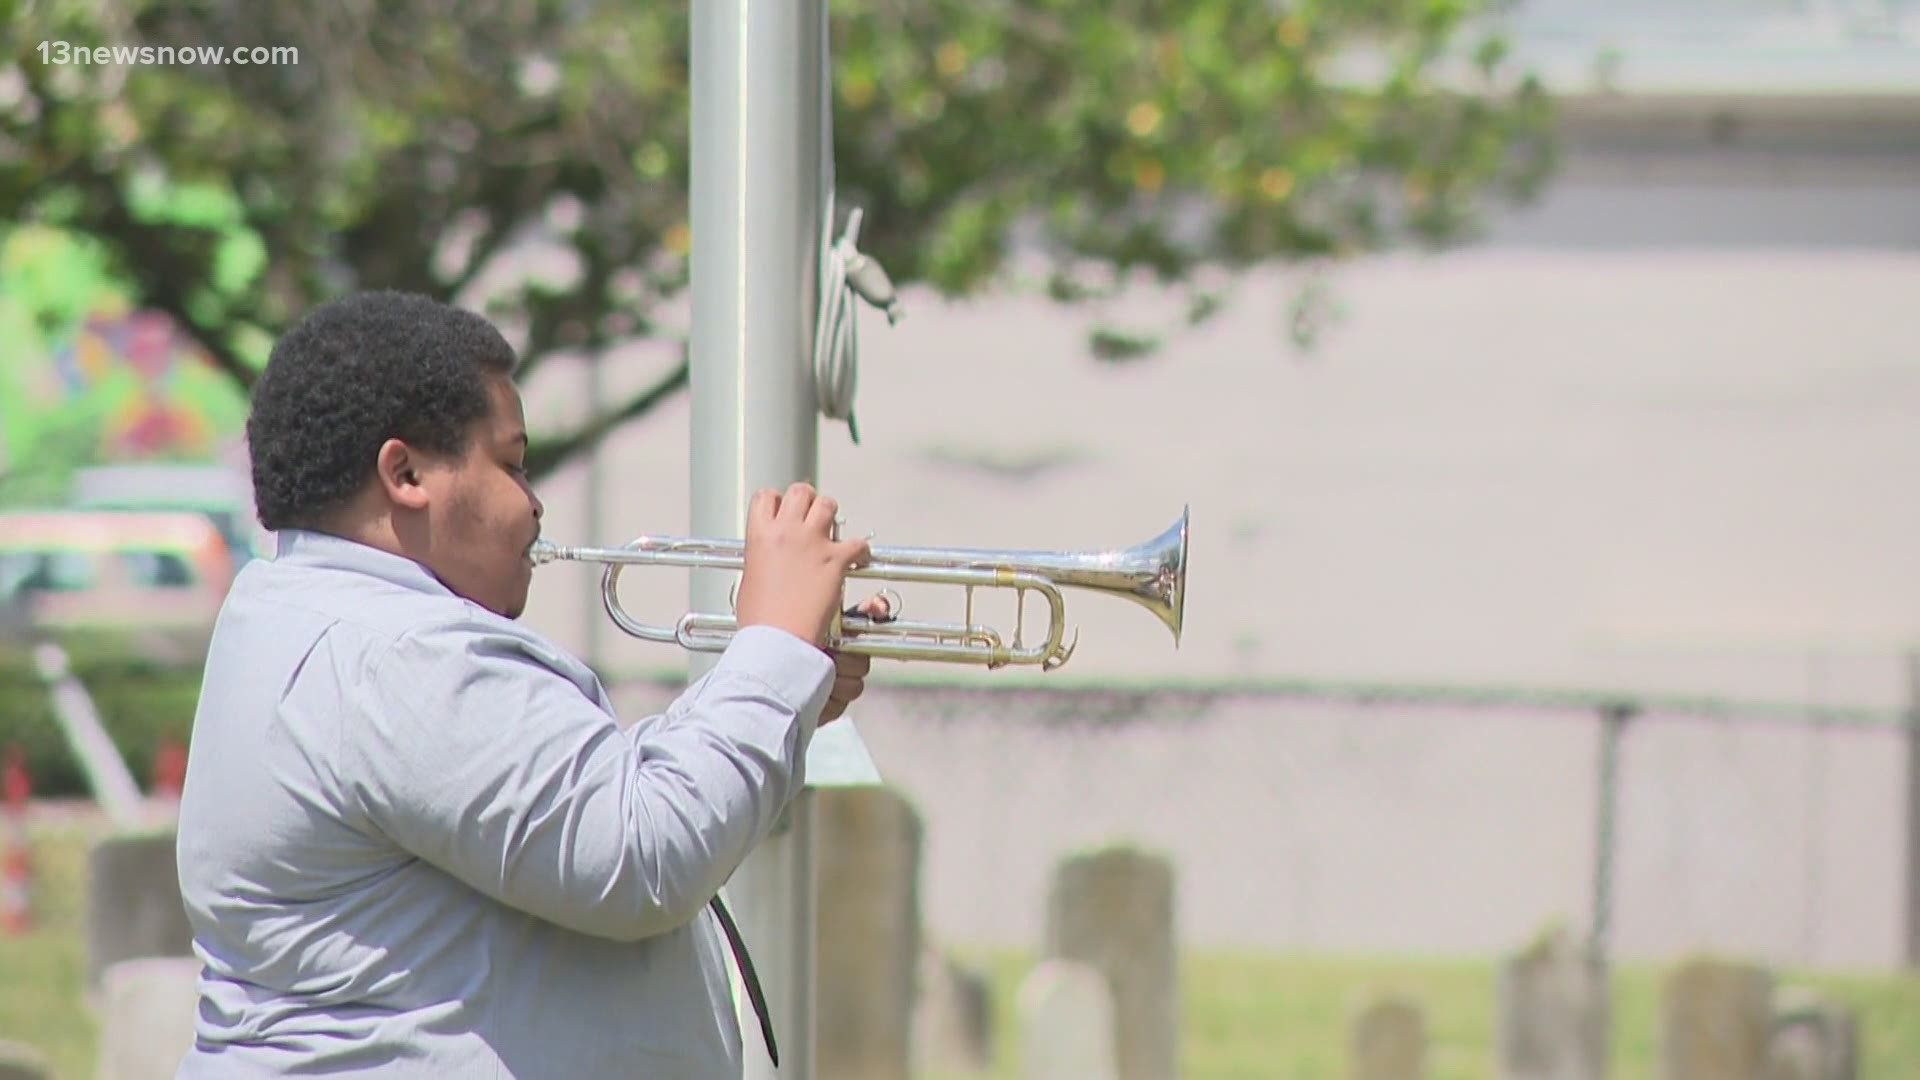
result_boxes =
[270,529,455,599]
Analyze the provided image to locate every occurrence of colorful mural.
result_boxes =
[0,226,249,481]
[50,308,244,459]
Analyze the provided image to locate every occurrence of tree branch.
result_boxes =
[525,347,690,480]
[68,176,264,392]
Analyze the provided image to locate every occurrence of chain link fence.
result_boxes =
[612,672,1916,972]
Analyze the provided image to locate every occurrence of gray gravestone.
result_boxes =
[87,831,193,991]
[95,957,200,1080]
[1352,995,1427,1080]
[1659,957,1773,1080]
[1044,845,1176,1080]
[816,786,923,1080]
[1765,987,1858,1080]
[1496,927,1609,1080]
[1018,960,1117,1080]
[911,944,993,1076]
[0,1040,51,1080]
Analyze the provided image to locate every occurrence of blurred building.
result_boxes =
[1493,0,1920,252]
[0,508,233,661]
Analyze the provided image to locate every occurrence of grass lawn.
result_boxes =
[0,822,98,1080]
[4,821,1918,1078]
[956,948,1920,1079]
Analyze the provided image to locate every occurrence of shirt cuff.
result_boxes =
[713,624,836,719]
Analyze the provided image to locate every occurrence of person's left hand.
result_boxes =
[819,593,892,725]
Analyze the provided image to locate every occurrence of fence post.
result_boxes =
[1590,701,1637,963]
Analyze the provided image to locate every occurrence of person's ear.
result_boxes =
[375,439,432,512]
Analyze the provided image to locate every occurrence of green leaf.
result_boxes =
[211,230,266,296]
[1089,326,1161,364]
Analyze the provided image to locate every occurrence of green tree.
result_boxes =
[1,0,1553,478]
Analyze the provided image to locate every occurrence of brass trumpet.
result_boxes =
[529,506,1188,670]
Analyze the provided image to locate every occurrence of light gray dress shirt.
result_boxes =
[173,529,834,1077]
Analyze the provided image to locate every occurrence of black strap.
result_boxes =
[709,894,779,1068]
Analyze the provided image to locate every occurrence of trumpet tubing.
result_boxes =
[530,506,1188,670]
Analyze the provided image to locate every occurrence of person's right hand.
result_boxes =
[735,482,871,649]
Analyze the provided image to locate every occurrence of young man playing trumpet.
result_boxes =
[174,290,884,1076]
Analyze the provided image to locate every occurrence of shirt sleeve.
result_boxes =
[345,621,834,941]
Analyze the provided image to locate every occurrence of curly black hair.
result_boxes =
[246,291,518,531]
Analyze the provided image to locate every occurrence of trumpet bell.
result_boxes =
[1038,505,1187,646]
[1135,506,1189,645]
[864,505,1187,650]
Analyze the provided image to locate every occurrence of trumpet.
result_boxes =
[529,506,1189,670]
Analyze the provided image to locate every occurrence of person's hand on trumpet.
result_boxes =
[735,481,895,725]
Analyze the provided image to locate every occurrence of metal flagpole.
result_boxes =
[689,3,835,1076]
